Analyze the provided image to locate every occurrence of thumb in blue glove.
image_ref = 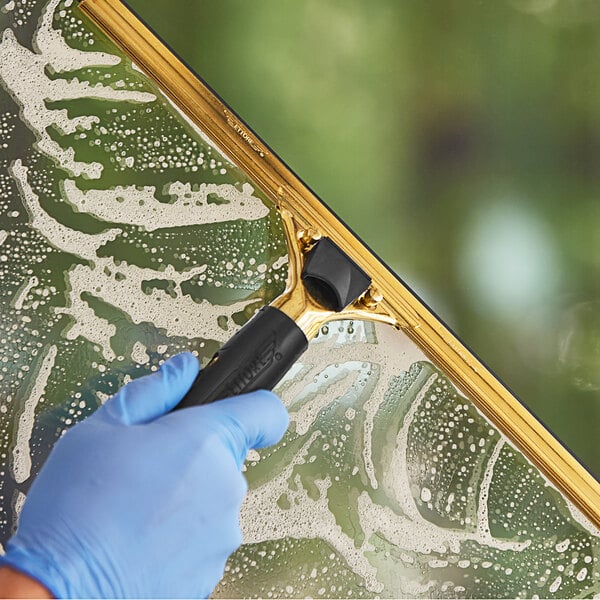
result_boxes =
[0,352,289,598]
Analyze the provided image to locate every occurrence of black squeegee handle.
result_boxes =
[175,237,371,408]
[175,305,308,409]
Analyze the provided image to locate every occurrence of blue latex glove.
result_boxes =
[0,352,289,598]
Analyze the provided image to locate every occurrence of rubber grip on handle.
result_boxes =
[176,306,308,409]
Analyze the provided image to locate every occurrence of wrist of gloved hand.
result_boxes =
[0,352,289,599]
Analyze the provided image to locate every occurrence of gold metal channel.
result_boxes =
[78,0,600,529]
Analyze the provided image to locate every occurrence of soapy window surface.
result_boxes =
[0,2,598,597]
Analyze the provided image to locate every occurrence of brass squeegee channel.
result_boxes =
[79,0,600,530]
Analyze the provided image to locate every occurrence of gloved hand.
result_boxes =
[0,352,289,598]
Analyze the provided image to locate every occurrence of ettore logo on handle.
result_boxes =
[226,337,277,395]
[223,109,268,158]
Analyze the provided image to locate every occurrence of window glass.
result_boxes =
[222,321,600,597]
[0,2,598,597]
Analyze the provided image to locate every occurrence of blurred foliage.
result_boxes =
[127,0,600,474]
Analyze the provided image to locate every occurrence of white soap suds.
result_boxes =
[4,4,599,596]
[576,567,588,582]
[61,259,252,343]
[476,439,504,541]
[162,92,237,165]
[34,0,119,73]
[62,179,269,230]
[12,159,256,344]
[242,321,539,598]
[555,538,570,553]
[382,370,530,554]
[55,294,116,361]
[279,325,421,493]
[246,450,260,463]
[272,254,288,270]
[565,499,600,536]
[11,161,121,260]
[12,345,57,484]
[289,362,361,435]
[242,431,384,593]
[131,341,149,365]
[0,0,155,178]
[362,324,425,489]
[12,276,38,310]
[96,391,110,404]
[549,575,562,594]
[385,373,438,521]
[13,491,26,519]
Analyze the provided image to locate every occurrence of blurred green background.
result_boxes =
[126,0,600,475]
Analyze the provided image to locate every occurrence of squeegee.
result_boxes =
[76,0,600,533]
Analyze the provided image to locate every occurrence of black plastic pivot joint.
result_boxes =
[176,237,371,408]
[301,237,371,312]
